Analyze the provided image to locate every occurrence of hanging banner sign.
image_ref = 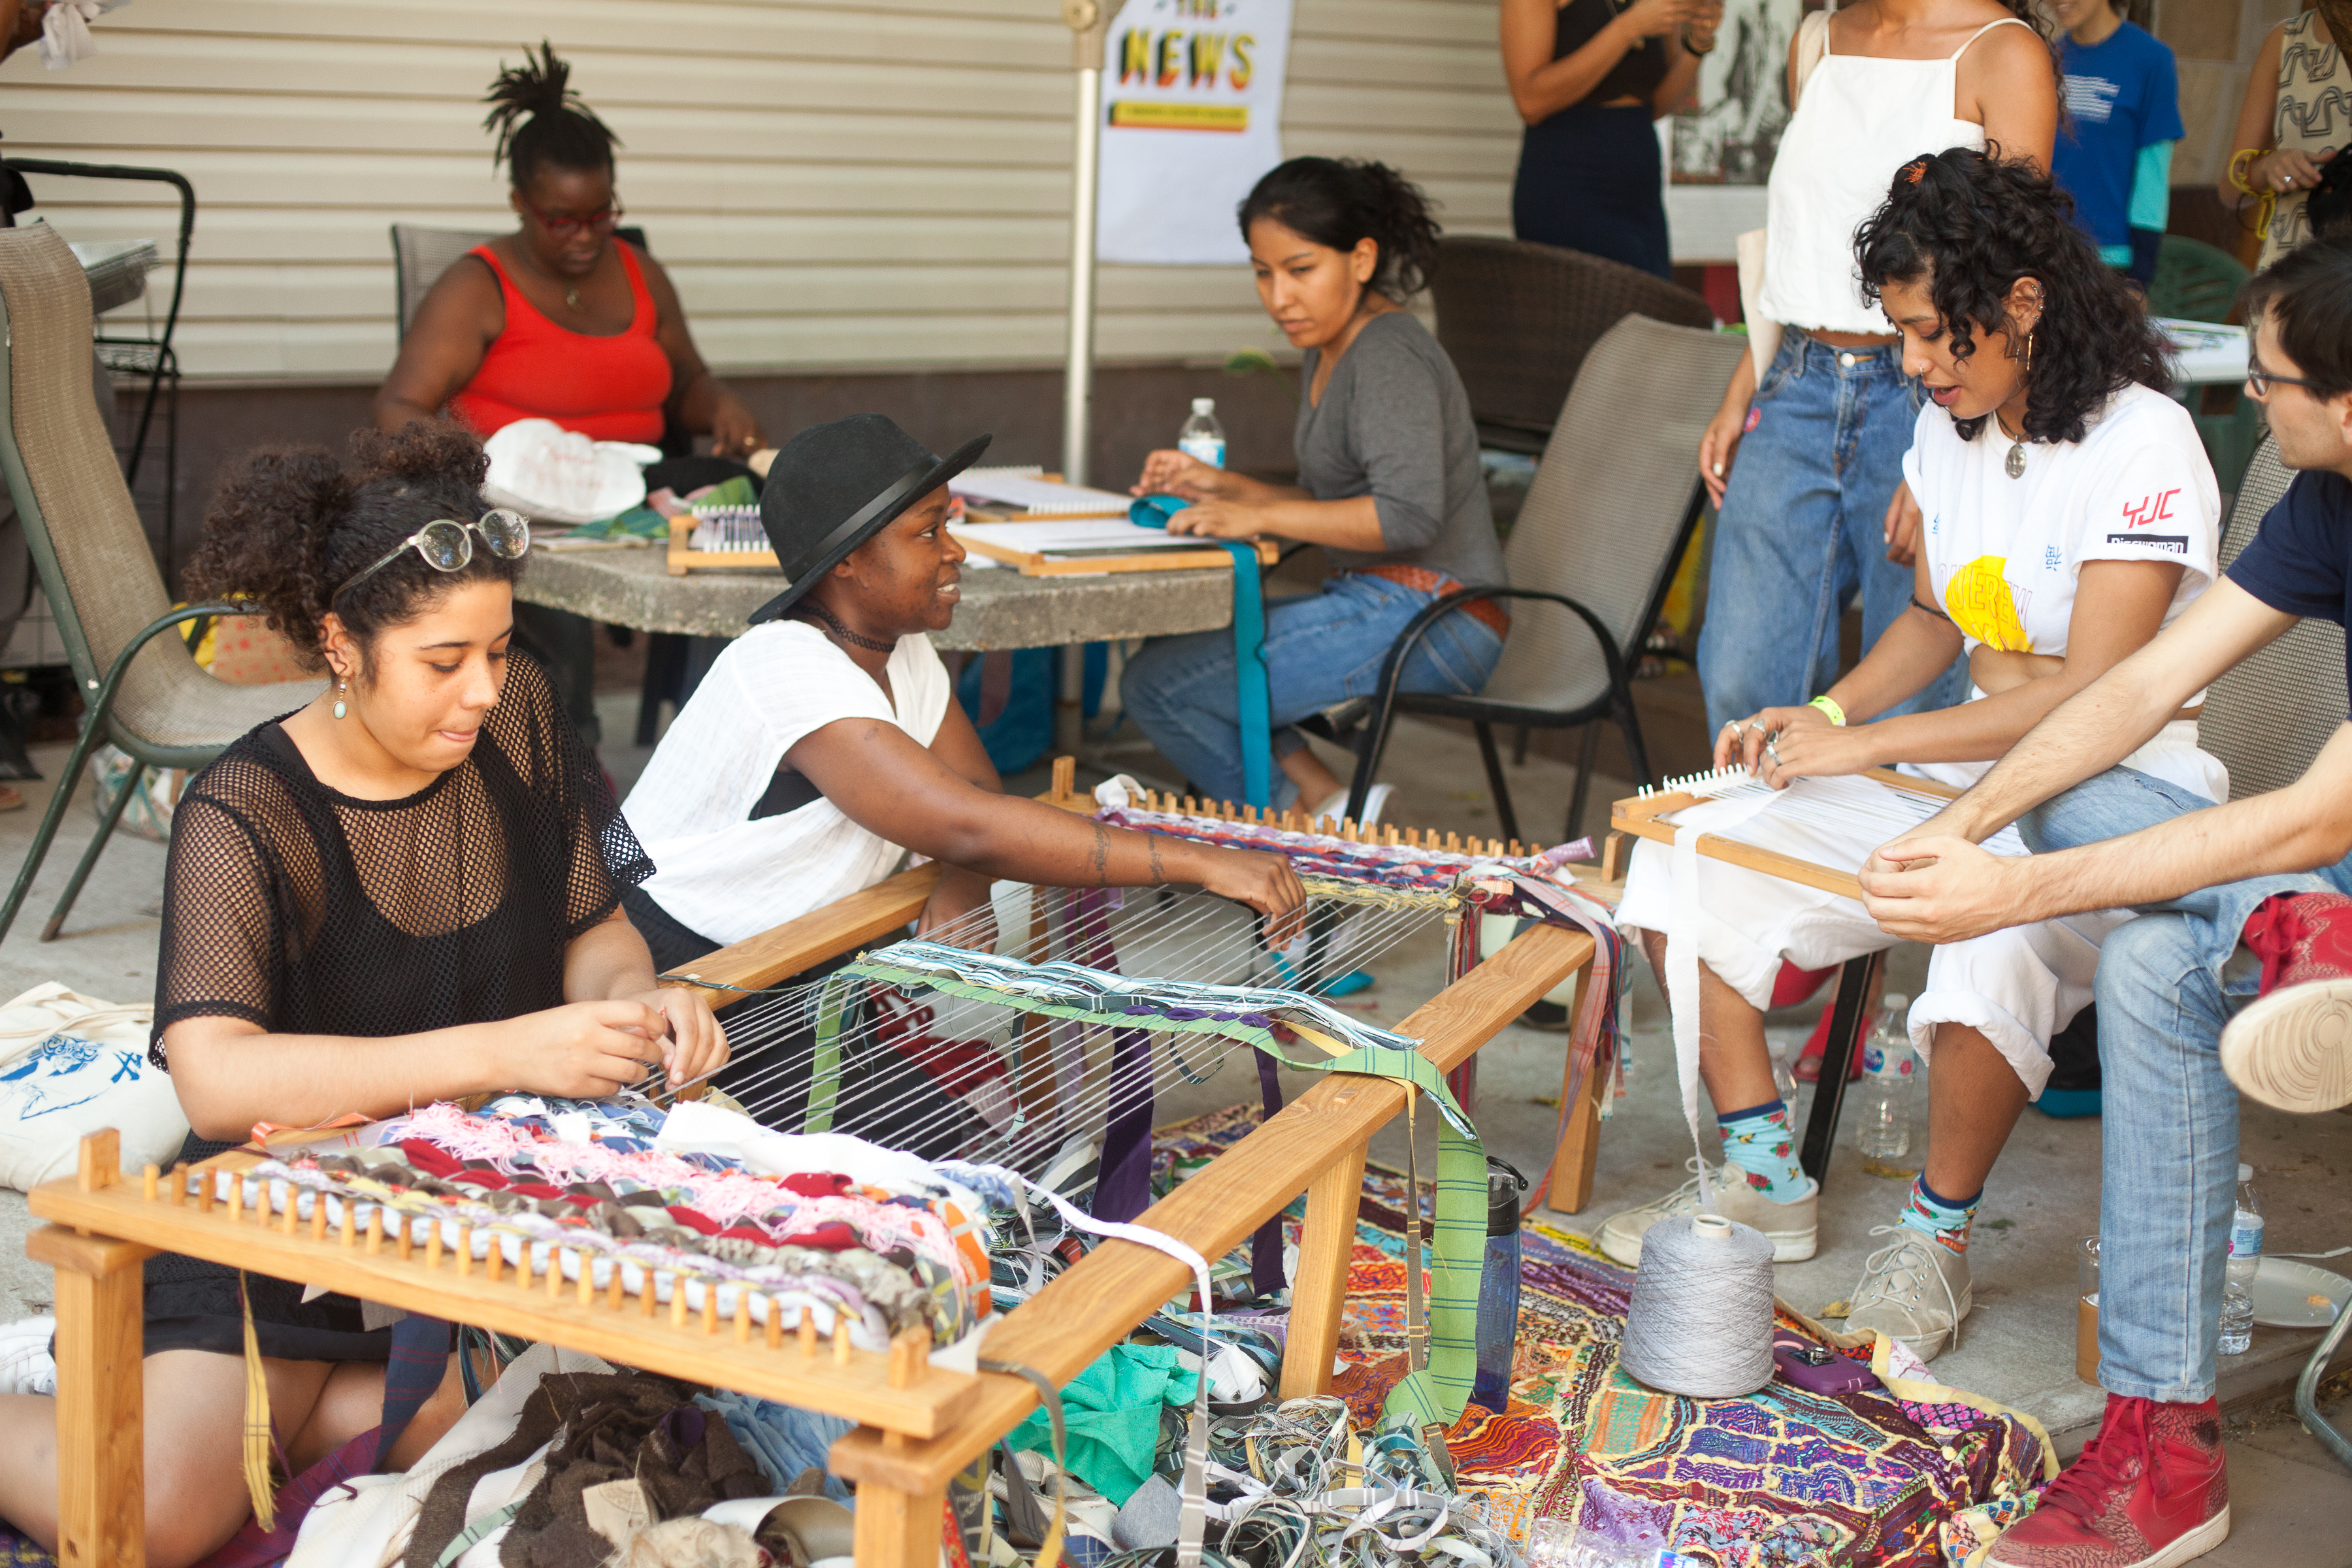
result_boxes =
[1097,0,1294,265]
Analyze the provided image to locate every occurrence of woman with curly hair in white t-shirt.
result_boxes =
[1604,148,2226,1364]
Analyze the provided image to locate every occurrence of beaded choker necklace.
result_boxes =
[794,599,896,653]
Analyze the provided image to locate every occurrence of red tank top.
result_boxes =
[448,242,673,445]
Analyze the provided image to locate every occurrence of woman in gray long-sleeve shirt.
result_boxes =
[1120,157,1510,821]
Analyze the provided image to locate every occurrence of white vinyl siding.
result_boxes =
[0,0,1516,383]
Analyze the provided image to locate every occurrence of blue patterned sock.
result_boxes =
[1897,1174,1981,1254]
[1716,1099,1813,1202]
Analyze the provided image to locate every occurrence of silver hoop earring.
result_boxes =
[332,678,348,721]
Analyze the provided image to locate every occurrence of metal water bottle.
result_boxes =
[1472,1156,1527,1411]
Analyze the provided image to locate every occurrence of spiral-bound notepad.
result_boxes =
[949,465,1134,517]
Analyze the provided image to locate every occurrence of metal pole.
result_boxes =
[1060,0,1124,487]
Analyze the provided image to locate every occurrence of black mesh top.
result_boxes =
[144,651,654,1355]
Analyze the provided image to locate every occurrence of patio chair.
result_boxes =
[0,221,322,943]
[2200,434,2343,796]
[1429,236,1714,455]
[1331,314,1747,843]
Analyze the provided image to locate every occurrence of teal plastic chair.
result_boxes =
[2149,235,2262,495]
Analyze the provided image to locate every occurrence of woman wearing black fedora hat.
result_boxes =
[621,415,1306,1134]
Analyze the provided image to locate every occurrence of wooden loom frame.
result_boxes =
[1599,767,1970,1186]
[28,759,1599,1568]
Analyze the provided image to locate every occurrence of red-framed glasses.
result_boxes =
[519,194,624,238]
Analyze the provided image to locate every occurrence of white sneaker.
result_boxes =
[1840,1225,1972,1362]
[2221,977,2352,1113]
[1307,783,1394,830]
[0,1315,56,1396]
[1595,1159,1818,1266]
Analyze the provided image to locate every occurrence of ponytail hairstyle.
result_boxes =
[481,41,619,189]
[1237,157,1441,302]
[1855,147,2168,446]
[183,423,521,676]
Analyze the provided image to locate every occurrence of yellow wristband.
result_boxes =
[2229,148,2264,196]
[1808,695,1846,727]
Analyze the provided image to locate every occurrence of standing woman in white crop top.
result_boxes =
[1692,0,2057,742]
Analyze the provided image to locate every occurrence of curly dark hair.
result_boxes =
[1855,147,2169,445]
[1237,157,1442,302]
[482,41,619,190]
[183,423,523,676]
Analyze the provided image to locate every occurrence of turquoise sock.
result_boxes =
[1897,1174,1980,1254]
[1716,1100,1812,1202]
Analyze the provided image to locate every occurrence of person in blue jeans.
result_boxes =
[2050,0,2183,286]
[1692,0,2057,738]
[1854,236,2352,1568]
[1120,157,1507,822]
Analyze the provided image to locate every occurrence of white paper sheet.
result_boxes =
[948,466,1136,516]
[951,519,1208,556]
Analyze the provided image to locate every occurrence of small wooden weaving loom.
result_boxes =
[1601,764,1993,1188]
[29,759,1603,1568]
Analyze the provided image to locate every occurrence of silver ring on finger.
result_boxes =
[1767,740,1782,768]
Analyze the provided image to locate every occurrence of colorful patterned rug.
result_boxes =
[1154,1103,2053,1568]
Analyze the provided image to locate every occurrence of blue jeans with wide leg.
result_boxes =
[2021,766,2352,1400]
[1695,334,1967,734]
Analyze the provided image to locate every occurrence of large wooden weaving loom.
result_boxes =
[1603,765,1986,1185]
[28,760,1603,1568]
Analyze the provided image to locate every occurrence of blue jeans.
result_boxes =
[2021,766,2352,1401]
[1119,572,1505,809]
[1695,335,1968,733]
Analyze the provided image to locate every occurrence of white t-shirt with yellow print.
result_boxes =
[1903,380,2218,696]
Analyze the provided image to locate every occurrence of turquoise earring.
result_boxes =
[332,678,348,721]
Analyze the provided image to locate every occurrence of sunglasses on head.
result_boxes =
[333,510,532,604]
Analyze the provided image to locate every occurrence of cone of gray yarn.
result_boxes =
[1618,1212,1776,1398]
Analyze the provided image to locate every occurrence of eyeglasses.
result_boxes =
[517,194,623,238]
[333,510,532,603]
[2246,363,2330,399]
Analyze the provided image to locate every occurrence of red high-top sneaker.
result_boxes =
[1990,1394,2229,1567]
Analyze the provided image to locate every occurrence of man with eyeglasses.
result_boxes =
[1843,233,2352,1567]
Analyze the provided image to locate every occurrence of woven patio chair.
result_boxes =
[2200,435,2344,797]
[1331,314,1746,842]
[0,221,323,943]
[1429,235,1714,455]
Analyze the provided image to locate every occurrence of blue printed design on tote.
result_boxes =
[0,1033,144,1119]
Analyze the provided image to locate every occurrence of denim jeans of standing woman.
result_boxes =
[1120,572,1505,809]
[1696,334,1968,733]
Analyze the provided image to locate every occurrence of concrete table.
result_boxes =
[515,544,1237,650]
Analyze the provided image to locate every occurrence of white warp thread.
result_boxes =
[1664,791,1777,1209]
[1618,1214,1777,1398]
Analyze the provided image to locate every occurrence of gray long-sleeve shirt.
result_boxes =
[1296,310,1505,587]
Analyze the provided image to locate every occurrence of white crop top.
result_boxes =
[1757,14,2034,336]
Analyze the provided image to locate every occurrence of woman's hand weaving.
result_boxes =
[1715,704,1872,787]
[1204,850,1308,948]
[499,999,677,1098]
[627,985,731,1092]
[1161,499,1266,541]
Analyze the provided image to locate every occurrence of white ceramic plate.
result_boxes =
[2251,1256,2350,1329]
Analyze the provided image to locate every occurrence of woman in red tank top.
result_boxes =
[374,44,762,456]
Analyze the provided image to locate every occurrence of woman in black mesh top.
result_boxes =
[0,422,727,1565]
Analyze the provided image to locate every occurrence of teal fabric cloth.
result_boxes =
[1007,1343,1201,1505]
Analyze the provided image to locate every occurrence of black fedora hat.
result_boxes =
[745,414,990,625]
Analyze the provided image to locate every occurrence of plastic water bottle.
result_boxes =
[1471,1157,1526,1411]
[1855,994,1914,1160]
[2221,1162,2263,1355]
[1178,397,1226,468]
[1768,1037,1799,1113]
